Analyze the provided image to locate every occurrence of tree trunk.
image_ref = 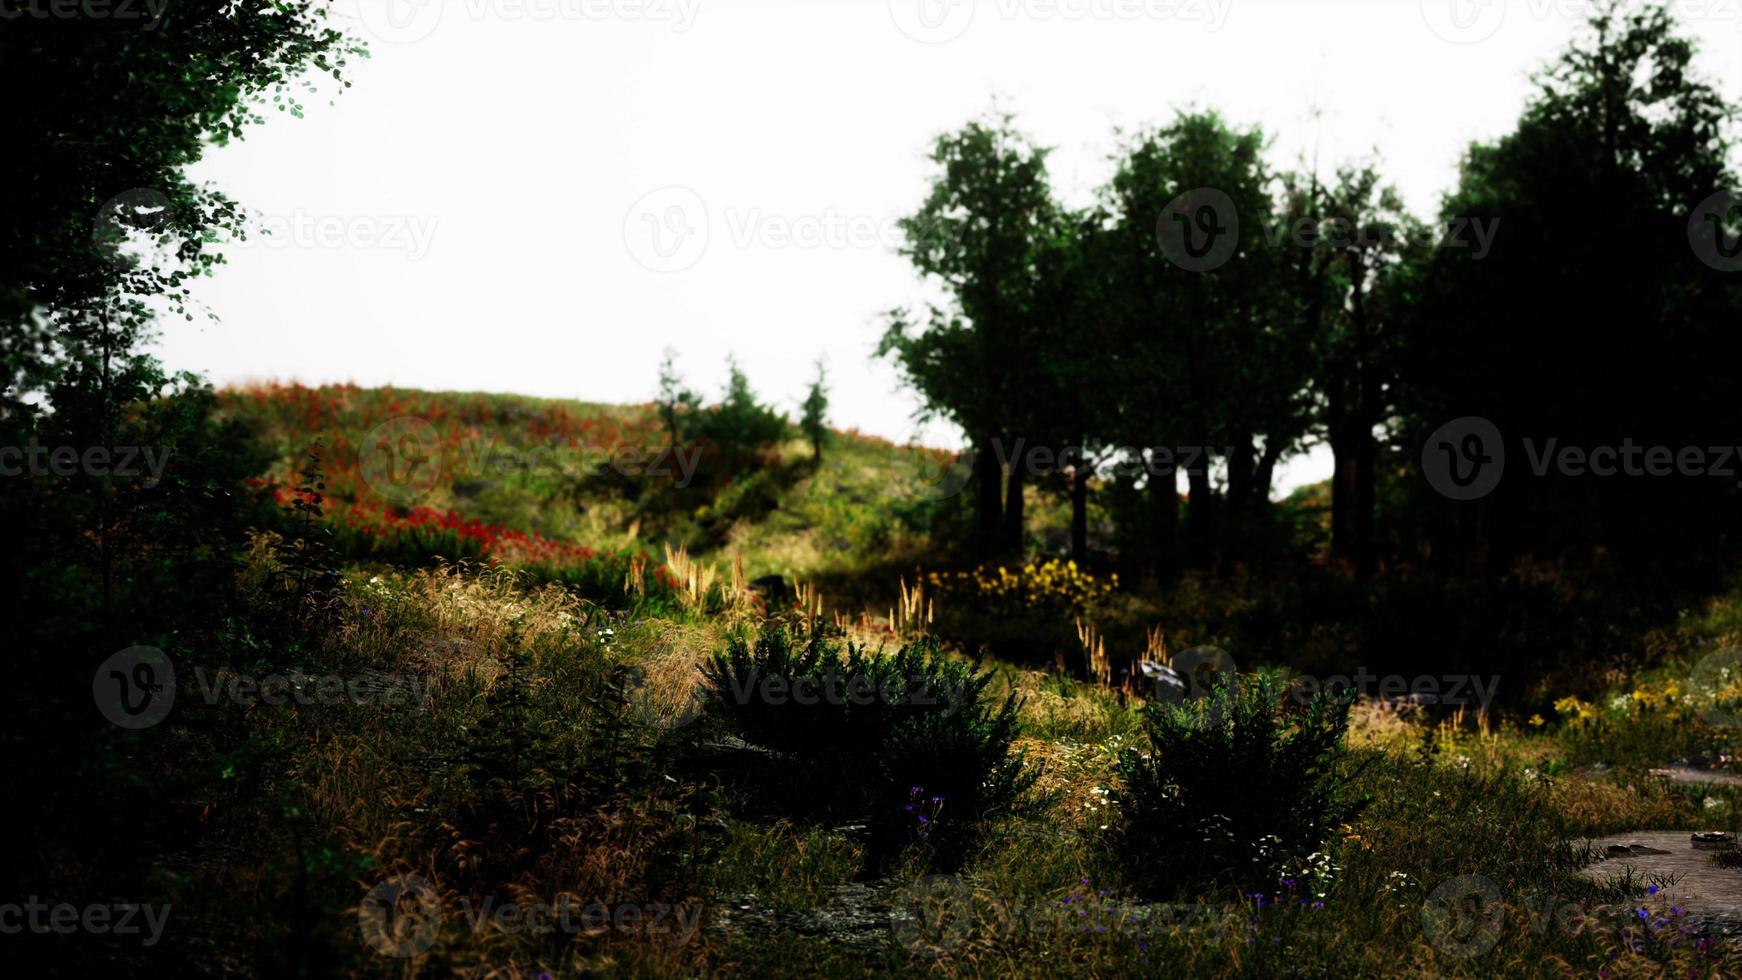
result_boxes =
[1350,253,1376,581]
[1151,455,1181,581]
[1328,382,1353,559]
[1186,466,1215,569]
[973,438,1003,557]
[1353,435,1376,580]
[1070,451,1089,562]
[1003,445,1027,557]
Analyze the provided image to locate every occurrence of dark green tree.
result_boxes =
[655,347,701,449]
[880,113,1059,557]
[1104,111,1315,570]
[1399,0,1741,574]
[800,357,830,461]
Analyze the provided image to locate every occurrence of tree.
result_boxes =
[800,357,830,461]
[1399,0,1742,574]
[881,113,1058,557]
[1104,111,1315,571]
[0,7,361,964]
[1304,162,1422,580]
[698,355,787,471]
[1,3,361,421]
[655,348,701,449]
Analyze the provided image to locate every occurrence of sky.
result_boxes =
[154,0,1742,495]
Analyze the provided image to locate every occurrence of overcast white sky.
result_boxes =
[155,0,1742,494]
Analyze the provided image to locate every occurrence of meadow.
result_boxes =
[39,381,1739,978]
[12,9,1742,976]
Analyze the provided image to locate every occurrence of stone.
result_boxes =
[1605,843,1673,857]
[1579,831,1742,941]
[747,574,790,600]
[1649,766,1742,789]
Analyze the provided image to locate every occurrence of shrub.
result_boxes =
[1112,670,1365,897]
[927,558,1118,663]
[700,625,1037,869]
[696,357,787,470]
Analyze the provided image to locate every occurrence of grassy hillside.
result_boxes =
[223,382,974,607]
[45,381,1736,977]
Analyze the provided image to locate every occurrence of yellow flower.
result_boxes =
[1528,713,1545,727]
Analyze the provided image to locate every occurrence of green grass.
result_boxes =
[87,382,1742,976]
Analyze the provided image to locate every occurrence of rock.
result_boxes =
[1605,843,1673,857]
[1693,832,1736,851]
[1136,661,1186,700]
[1648,766,1742,789]
[747,575,790,600]
[1579,831,1742,942]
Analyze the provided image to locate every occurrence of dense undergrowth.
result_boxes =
[15,383,1742,977]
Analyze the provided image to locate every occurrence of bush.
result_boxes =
[926,558,1118,664]
[696,358,787,470]
[1113,670,1365,897]
[701,625,1037,869]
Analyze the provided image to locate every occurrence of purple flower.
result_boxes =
[1639,908,1650,920]
[1648,884,1660,895]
